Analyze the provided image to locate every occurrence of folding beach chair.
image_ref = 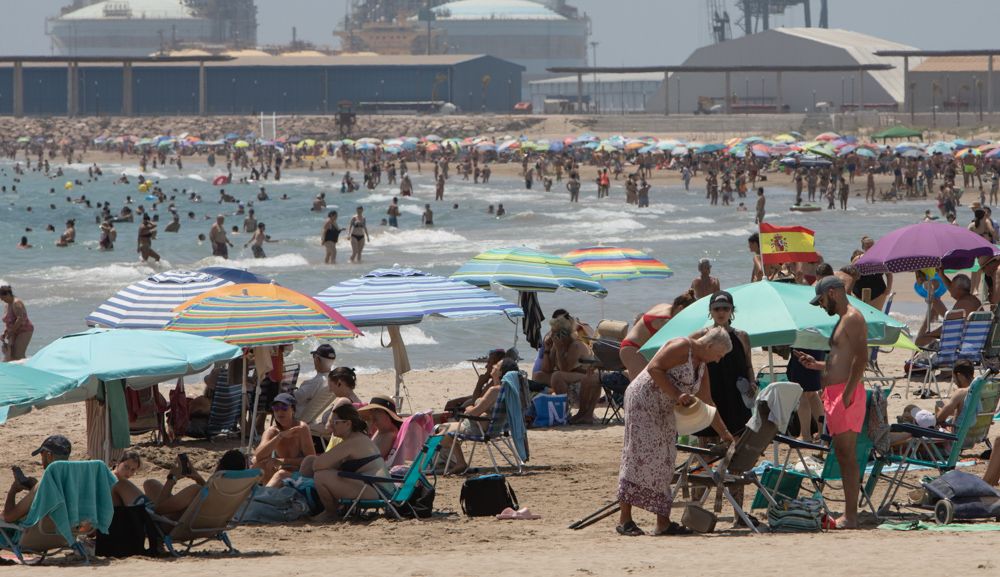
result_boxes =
[127,385,168,444]
[982,305,1000,362]
[298,387,338,439]
[338,435,443,520]
[155,469,261,555]
[755,365,788,388]
[187,368,242,440]
[879,371,998,515]
[591,339,627,424]
[863,293,900,392]
[908,310,966,399]
[956,310,993,364]
[0,461,116,565]
[440,379,526,476]
[672,382,803,533]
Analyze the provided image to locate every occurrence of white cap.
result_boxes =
[910,407,936,429]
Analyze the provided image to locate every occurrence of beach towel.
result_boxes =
[519,292,543,350]
[387,411,434,469]
[20,460,116,544]
[746,381,801,435]
[96,379,130,450]
[502,372,529,462]
[168,378,190,438]
[878,521,1000,532]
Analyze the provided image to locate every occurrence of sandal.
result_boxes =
[615,520,645,536]
[652,522,693,536]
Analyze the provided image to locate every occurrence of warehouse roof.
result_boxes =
[56,0,197,20]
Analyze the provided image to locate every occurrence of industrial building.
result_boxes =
[528,73,663,113]
[0,54,523,116]
[646,28,916,115]
[48,0,258,57]
[906,55,998,114]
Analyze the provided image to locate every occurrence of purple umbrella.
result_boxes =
[855,222,998,275]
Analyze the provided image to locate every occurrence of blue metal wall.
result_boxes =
[2,56,524,116]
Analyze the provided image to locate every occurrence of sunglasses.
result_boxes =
[271,402,291,411]
[330,418,348,425]
[711,306,733,312]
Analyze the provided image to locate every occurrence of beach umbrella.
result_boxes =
[315,267,523,405]
[854,222,998,275]
[901,148,927,159]
[199,266,273,285]
[639,281,910,367]
[86,270,233,330]
[696,143,726,155]
[564,246,673,281]
[451,247,607,296]
[855,148,877,158]
[233,140,250,149]
[815,132,841,141]
[986,148,1000,159]
[0,364,79,424]
[773,133,797,143]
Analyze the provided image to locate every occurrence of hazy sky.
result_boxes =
[1,0,995,64]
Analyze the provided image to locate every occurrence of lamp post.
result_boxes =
[94,80,100,117]
[231,77,236,114]
[840,76,845,112]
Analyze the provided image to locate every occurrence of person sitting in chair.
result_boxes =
[890,360,976,448]
[542,315,601,425]
[437,358,519,473]
[445,348,506,413]
[253,393,315,488]
[3,435,71,523]
[358,395,405,459]
[915,270,981,347]
[142,450,247,520]
[110,451,146,507]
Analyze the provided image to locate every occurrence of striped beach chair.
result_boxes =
[908,310,965,399]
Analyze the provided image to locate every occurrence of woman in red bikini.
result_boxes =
[618,290,697,380]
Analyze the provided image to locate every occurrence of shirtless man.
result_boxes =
[794,276,868,529]
[915,270,980,347]
[754,188,766,224]
[748,233,764,282]
[253,393,315,488]
[690,258,720,299]
[209,215,233,259]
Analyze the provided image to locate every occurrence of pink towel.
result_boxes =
[387,411,434,468]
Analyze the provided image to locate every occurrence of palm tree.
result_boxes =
[931,80,940,128]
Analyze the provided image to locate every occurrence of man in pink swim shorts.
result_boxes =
[793,276,869,529]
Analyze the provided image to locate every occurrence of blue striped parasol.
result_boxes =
[86,270,233,329]
[315,267,523,327]
[450,247,607,296]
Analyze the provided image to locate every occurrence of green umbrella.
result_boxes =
[0,363,79,424]
[639,281,909,360]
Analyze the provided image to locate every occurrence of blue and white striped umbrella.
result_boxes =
[86,270,233,329]
[315,267,523,327]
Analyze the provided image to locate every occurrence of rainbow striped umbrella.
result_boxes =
[563,246,672,282]
[451,247,606,296]
[164,295,359,347]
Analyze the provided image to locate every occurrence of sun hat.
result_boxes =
[674,399,717,435]
[358,395,404,423]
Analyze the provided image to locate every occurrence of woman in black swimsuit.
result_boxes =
[301,403,391,519]
[348,206,369,263]
[321,210,341,265]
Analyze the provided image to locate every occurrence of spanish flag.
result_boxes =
[759,223,819,265]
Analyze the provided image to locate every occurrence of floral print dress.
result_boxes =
[617,338,705,517]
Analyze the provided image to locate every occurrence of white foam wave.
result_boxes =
[186,174,208,182]
[345,325,439,350]
[660,216,715,225]
[23,262,155,285]
[643,228,752,242]
[26,295,74,307]
[194,252,310,270]
[370,228,468,248]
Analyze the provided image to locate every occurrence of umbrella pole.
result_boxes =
[247,370,264,454]
[104,381,111,464]
[239,350,249,450]
[768,347,775,383]
[924,280,933,332]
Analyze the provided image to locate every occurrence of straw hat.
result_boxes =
[674,399,717,435]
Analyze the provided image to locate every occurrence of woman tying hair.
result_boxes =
[618,290,697,380]
[301,403,391,521]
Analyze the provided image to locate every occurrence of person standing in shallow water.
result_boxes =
[1,285,33,361]
[137,214,160,262]
[348,206,369,263]
[321,211,341,265]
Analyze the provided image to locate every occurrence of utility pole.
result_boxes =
[590,41,599,113]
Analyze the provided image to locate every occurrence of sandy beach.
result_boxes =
[2,345,998,576]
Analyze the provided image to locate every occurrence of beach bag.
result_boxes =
[399,482,436,519]
[241,486,311,524]
[460,474,518,517]
[96,505,161,558]
[531,394,568,427]
[767,497,824,532]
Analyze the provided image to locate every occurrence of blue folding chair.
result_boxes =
[908,310,966,398]
[338,435,443,520]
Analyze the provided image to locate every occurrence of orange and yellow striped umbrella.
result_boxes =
[564,246,672,282]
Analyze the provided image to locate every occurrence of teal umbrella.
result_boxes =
[0,364,79,423]
[639,281,909,360]
[26,328,242,404]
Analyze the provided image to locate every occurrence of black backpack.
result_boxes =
[460,474,518,517]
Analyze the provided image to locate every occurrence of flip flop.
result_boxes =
[652,522,693,536]
[497,507,542,520]
[615,520,645,536]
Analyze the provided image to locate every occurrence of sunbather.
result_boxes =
[358,395,405,459]
[2,435,72,523]
[915,270,980,347]
[437,358,519,472]
[142,450,247,520]
[111,451,146,507]
[618,290,697,379]
[889,360,974,448]
[445,348,505,413]
[300,403,391,521]
[253,393,315,488]
[543,315,601,424]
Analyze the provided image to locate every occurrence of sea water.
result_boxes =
[0,162,932,372]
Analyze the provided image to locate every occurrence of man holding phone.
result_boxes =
[3,435,72,523]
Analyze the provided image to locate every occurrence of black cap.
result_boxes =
[311,344,336,360]
[810,276,845,306]
[31,435,72,457]
[709,291,734,309]
[272,393,297,407]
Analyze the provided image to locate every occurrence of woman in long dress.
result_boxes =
[616,327,734,536]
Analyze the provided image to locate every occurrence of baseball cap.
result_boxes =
[311,344,336,360]
[910,407,936,429]
[272,393,297,408]
[810,276,845,306]
[709,291,734,309]
[31,435,72,457]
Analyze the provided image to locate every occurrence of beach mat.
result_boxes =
[879,521,1000,532]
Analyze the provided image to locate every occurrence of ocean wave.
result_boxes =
[193,252,311,270]
[643,228,752,242]
[185,174,208,182]
[25,295,74,307]
[370,228,468,248]
[344,325,439,350]
[660,216,715,225]
[22,262,156,285]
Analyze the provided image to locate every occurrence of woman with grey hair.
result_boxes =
[616,326,735,536]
